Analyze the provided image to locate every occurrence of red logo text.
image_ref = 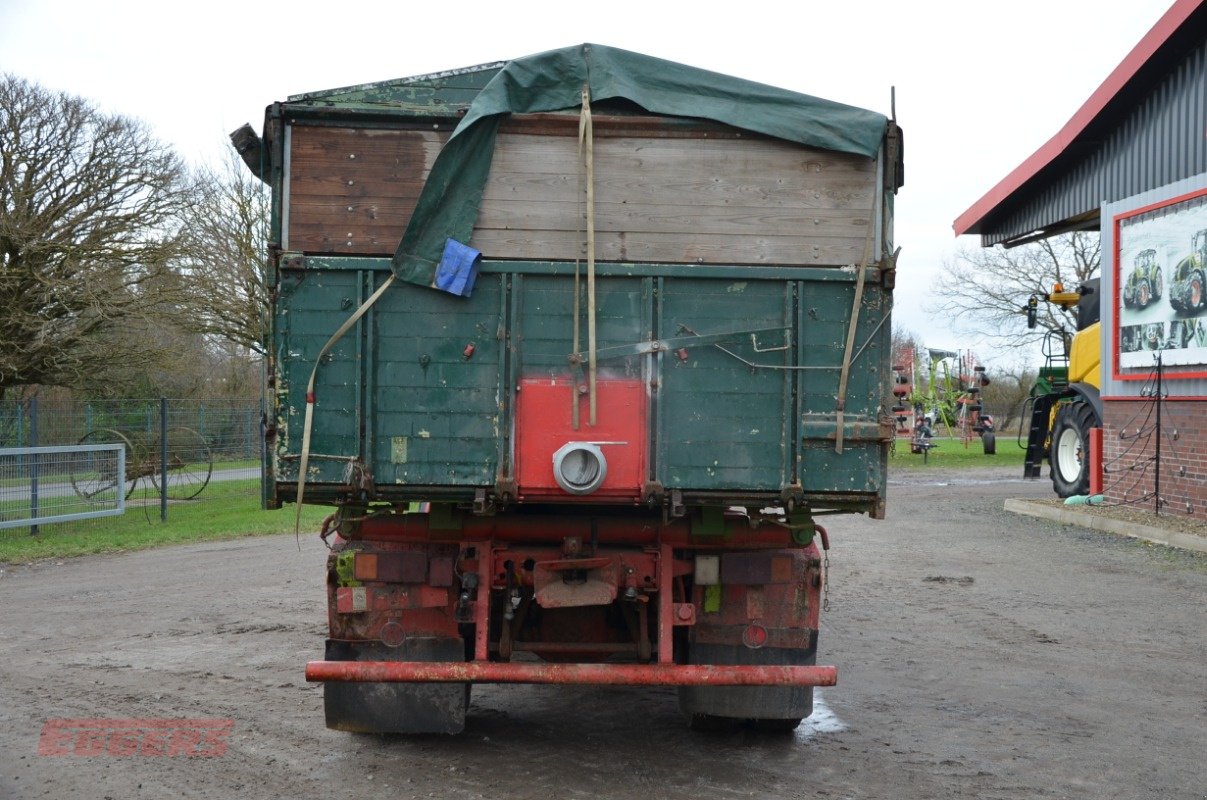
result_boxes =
[38,719,232,757]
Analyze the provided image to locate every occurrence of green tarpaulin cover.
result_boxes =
[392,43,888,287]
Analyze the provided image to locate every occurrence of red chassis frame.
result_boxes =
[305,512,834,690]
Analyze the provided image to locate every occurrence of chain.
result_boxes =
[822,549,831,612]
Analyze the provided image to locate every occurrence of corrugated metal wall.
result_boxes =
[1101,173,1207,399]
[983,37,1207,246]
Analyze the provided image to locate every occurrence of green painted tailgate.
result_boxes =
[272,259,889,512]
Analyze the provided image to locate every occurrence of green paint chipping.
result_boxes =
[334,552,361,587]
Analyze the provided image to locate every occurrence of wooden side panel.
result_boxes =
[287,126,448,254]
[286,122,878,265]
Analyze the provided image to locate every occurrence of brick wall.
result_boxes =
[1102,398,1207,520]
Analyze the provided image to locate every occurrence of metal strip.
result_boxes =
[281,124,292,251]
[305,660,838,686]
[298,256,873,283]
[657,543,674,664]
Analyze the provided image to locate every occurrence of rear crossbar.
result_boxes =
[306,661,837,686]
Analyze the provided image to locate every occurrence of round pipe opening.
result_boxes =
[551,442,608,495]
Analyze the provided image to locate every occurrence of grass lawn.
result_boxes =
[888,436,1027,469]
[0,479,329,564]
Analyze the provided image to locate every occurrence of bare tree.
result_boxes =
[928,232,1100,346]
[178,149,270,356]
[0,75,193,399]
[980,365,1038,433]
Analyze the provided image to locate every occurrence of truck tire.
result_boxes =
[1049,400,1097,498]
[749,717,803,733]
[982,431,996,455]
[680,642,815,731]
[322,639,469,734]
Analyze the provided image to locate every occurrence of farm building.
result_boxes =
[954,0,1207,518]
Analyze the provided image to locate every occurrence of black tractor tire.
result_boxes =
[982,431,996,455]
[1049,400,1098,498]
[1137,279,1151,309]
[1153,267,1164,300]
[1191,272,1205,312]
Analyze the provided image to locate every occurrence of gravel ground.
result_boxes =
[0,464,1204,799]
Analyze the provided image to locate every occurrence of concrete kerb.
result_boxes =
[1004,498,1207,555]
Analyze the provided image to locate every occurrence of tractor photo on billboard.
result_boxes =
[1121,248,1162,309]
[1169,229,1207,315]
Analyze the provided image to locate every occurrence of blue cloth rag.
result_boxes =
[433,238,482,297]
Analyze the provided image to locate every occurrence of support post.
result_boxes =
[160,397,169,522]
[1154,355,1162,515]
[1089,427,1103,496]
[29,396,39,537]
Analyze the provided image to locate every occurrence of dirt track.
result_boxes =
[1,465,1204,800]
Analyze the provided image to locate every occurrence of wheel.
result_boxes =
[1191,272,1205,312]
[982,431,996,455]
[1049,400,1098,498]
[148,427,213,500]
[1137,279,1150,309]
[1153,267,1163,300]
[71,429,137,499]
[688,714,738,732]
[750,718,803,734]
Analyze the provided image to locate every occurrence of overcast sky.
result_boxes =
[1,0,1178,369]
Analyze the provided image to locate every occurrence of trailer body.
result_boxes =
[250,44,902,733]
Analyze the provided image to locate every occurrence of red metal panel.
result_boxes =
[356,551,426,583]
[358,511,797,548]
[429,557,455,587]
[657,543,674,664]
[1089,427,1104,495]
[474,544,490,661]
[306,660,837,686]
[334,585,447,614]
[514,377,646,500]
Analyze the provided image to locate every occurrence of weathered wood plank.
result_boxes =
[288,174,429,200]
[466,229,866,266]
[490,132,875,178]
[475,200,872,238]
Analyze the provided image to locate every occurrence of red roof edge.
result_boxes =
[952,0,1202,237]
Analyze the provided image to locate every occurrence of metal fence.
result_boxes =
[0,444,126,531]
[0,398,263,533]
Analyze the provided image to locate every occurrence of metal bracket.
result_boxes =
[749,332,790,353]
[569,325,785,364]
[473,488,497,517]
[669,490,686,519]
